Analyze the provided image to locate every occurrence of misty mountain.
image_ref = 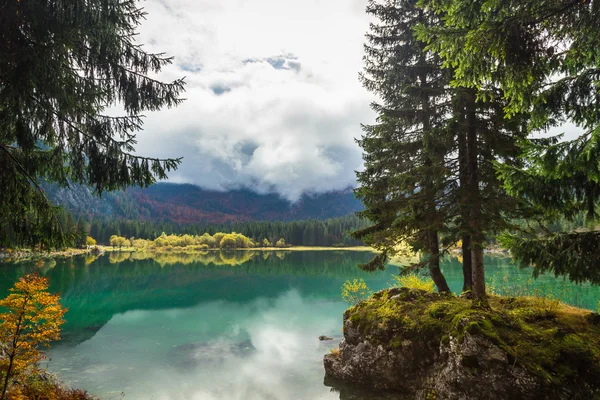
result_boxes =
[44,182,363,224]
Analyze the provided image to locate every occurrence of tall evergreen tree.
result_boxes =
[354,0,527,298]
[0,0,184,248]
[418,0,600,285]
[353,0,455,293]
[456,87,527,299]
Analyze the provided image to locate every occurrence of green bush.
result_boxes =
[342,278,372,305]
[392,273,435,292]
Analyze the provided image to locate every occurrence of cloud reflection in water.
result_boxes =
[48,290,344,400]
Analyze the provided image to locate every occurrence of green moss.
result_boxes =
[344,288,600,389]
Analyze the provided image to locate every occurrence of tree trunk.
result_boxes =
[1,353,14,400]
[428,230,451,293]
[465,89,486,299]
[1,307,25,400]
[417,38,450,294]
[471,246,485,300]
[461,235,473,292]
[456,98,473,292]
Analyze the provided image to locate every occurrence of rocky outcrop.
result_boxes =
[324,288,600,400]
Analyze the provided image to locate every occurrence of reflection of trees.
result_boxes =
[108,252,131,264]
[217,251,258,266]
[83,254,99,266]
[117,250,266,267]
[57,251,382,279]
[5,253,600,348]
[1,251,391,347]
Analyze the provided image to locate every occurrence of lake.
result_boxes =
[0,250,598,399]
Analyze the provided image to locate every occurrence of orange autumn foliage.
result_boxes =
[5,377,94,400]
[0,274,66,400]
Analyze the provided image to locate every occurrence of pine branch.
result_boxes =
[0,144,65,239]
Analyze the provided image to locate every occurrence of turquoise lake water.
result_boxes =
[0,250,598,399]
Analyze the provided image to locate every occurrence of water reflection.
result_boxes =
[106,249,279,266]
[48,290,347,399]
[1,251,393,346]
[1,251,598,400]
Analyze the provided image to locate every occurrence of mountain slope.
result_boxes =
[45,182,363,223]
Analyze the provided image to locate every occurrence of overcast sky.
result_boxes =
[131,0,374,201]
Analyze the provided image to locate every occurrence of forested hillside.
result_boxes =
[44,182,363,224]
[86,214,369,247]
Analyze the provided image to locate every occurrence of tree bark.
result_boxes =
[461,235,473,292]
[465,89,486,299]
[416,35,450,294]
[428,230,451,293]
[471,246,485,301]
[456,96,473,292]
[1,305,25,400]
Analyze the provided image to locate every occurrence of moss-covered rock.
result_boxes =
[324,287,600,400]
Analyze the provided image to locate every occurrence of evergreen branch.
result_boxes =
[0,144,65,239]
[60,115,181,164]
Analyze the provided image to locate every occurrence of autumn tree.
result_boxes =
[219,235,237,249]
[109,235,128,249]
[0,275,66,400]
[0,0,185,249]
[213,233,226,246]
[85,236,97,247]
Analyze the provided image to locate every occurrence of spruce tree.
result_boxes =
[354,0,455,293]
[355,0,527,298]
[0,0,184,248]
[457,88,527,299]
[418,0,600,285]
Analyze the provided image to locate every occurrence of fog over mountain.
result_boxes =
[119,0,375,201]
[45,183,363,224]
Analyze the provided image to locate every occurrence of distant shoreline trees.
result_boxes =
[0,210,369,250]
[108,232,313,251]
[88,214,368,248]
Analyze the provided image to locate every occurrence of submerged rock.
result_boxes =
[319,335,334,341]
[324,287,600,400]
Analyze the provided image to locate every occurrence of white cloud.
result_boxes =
[128,0,374,201]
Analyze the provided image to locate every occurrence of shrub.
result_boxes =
[342,279,372,305]
[213,232,226,245]
[109,235,128,249]
[131,238,150,248]
[392,273,435,292]
[15,373,96,399]
[219,234,237,249]
[198,233,217,248]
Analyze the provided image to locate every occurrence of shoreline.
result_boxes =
[0,244,510,263]
[0,245,377,263]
